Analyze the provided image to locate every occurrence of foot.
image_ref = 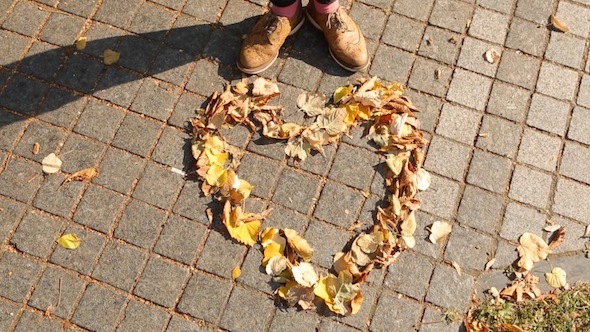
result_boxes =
[306,3,369,72]
[237,5,305,75]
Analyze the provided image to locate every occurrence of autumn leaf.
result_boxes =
[550,14,569,33]
[285,137,310,161]
[545,267,567,288]
[285,284,315,310]
[230,176,253,203]
[314,271,360,315]
[284,229,313,261]
[205,164,228,187]
[32,142,40,155]
[263,242,284,266]
[62,167,99,187]
[42,153,62,174]
[103,49,120,65]
[252,77,279,96]
[400,212,417,237]
[57,233,80,249]
[517,233,551,271]
[232,266,241,280]
[222,202,261,246]
[292,262,318,287]
[333,85,353,103]
[416,168,431,191]
[266,255,288,275]
[428,221,452,244]
[297,92,326,117]
[233,81,249,95]
[316,107,347,136]
[75,37,87,50]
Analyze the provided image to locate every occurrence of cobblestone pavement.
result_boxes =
[1,0,589,330]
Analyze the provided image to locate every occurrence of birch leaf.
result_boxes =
[103,49,120,65]
[57,233,80,249]
[231,266,241,280]
[42,153,62,174]
[545,267,567,288]
[75,37,87,50]
[292,262,318,287]
[550,14,569,33]
[284,229,314,261]
[428,221,452,244]
[297,92,325,117]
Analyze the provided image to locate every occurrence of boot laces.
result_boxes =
[263,13,280,35]
[326,11,348,33]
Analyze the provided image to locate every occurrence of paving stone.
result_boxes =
[419,174,460,219]
[74,100,126,143]
[129,1,175,39]
[487,81,531,122]
[0,74,48,116]
[130,79,177,121]
[218,0,261,34]
[220,286,274,332]
[95,147,145,195]
[556,1,590,38]
[166,15,212,56]
[500,202,546,241]
[408,57,452,97]
[117,36,160,73]
[18,41,63,81]
[435,104,481,145]
[203,29,244,67]
[152,126,191,170]
[0,197,25,242]
[371,292,421,331]
[568,106,590,145]
[369,44,414,84]
[0,252,41,302]
[154,215,207,265]
[2,0,48,36]
[393,0,435,21]
[496,50,541,90]
[277,57,323,90]
[150,0,184,10]
[236,153,282,199]
[550,216,587,254]
[419,306,464,332]
[341,123,377,152]
[0,157,43,203]
[117,300,170,331]
[349,2,387,40]
[477,0,515,14]
[476,115,521,158]
[317,319,357,332]
[81,21,125,58]
[36,89,86,129]
[28,267,85,319]
[333,286,378,329]
[168,92,206,129]
[577,74,590,108]
[0,111,26,150]
[404,90,442,135]
[134,255,190,307]
[236,248,273,295]
[112,113,162,157]
[467,150,512,194]
[133,162,184,209]
[444,226,494,271]
[13,310,62,332]
[561,141,590,185]
[457,185,504,234]
[305,221,352,269]
[418,26,462,65]
[264,204,309,233]
[71,284,126,332]
[115,199,167,248]
[73,185,125,233]
[517,128,562,171]
[381,14,426,52]
[94,0,142,28]
[40,12,85,46]
[196,231,246,278]
[272,168,321,214]
[166,316,215,332]
[149,46,195,86]
[505,18,548,57]
[269,308,319,332]
[10,210,63,259]
[60,134,106,174]
[185,59,229,97]
[553,178,590,223]
[94,67,143,108]
[0,29,29,68]
[429,0,473,33]
[425,264,474,311]
[527,93,570,136]
[293,144,337,177]
[329,144,379,191]
[173,180,219,225]
[0,300,20,331]
[384,251,434,300]
[50,225,106,275]
[313,181,364,228]
[536,61,579,101]
[515,0,553,24]
[413,211,444,259]
[447,69,493,111]
[494,239,518,268]
[468,7,509,44]
[545,32,586,69]
[33,173,84,218]
[57,54,104,94]
[58,0,97,16]
[457,37,501,78]
[14,121,65,163]
[247,131,288,161]
[424,135,471,181]
[92,240,147,291]
[178,272,233,323]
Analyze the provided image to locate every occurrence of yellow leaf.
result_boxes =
[350,290,363,315]
[314,274,338,303]
[231,266,241,280]
[278,280,298,299]
[291,262,318,287]
[356,104,371,120]
[204,136,225,153]
[222,203,261,246]
[266,255,288,275]
[545,267,567,288]
[42,153,62,174]
[261,228,285,248]
[103,49,120,65]
[75,37,87,50]
[284,229,314,261]
[400,212,416,237]
[344,104,359,125]
[205,149,228,166]
[428,221,452,244]
[205,164,228,187]
[57,234,80,249]
[262,242,283,266]
[230,176,253,203]
[333,85,353,103]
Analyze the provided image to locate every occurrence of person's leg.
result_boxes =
[307,0,369,71]
[237,0,305,74]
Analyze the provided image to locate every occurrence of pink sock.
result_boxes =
[313,0,339,14]
[271,0,300,18]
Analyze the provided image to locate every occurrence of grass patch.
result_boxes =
[470,283,590,331]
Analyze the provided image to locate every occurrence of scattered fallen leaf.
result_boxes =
[62,167,99,186]
[517,233,551,271]
[75,37,87,50]
[284,229,314,261]
[32,142,40,155]
[428,221,452,244]
[231,266,241,280]
[452,261,462,276]
[434,68,441,80]
[252,77,279,96]
[42,153,62,174]
[292,262,318,287]
[545,267,567,288]
[485,258,496,271]
[57,233,80,249]
[501,323,527,332]
[416,168,431,191]
[548,227,566,250]
[550,14,569,33]
[484,49,500,64]
[297,92,326,117]
[266,255,288,275]
[103,49,120,65]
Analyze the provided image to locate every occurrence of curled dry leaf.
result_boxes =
[428,221,452,244]
[231,266,241,280]
[42,153,62,174]
[62,167,99,185]
[545,267,567,288]
[544,224,562,232]
[266,255,288,275]
[292,262,318,287]
[57,233,80,249]
[297,92,326,117]
[32,142,40,155]
[103,49,120,65]
[550,14,569,33]
[416,168,431,191]
[583,225,590,238]
[484,258,496,271]
[484,49,500,64]
[548,226,566,250]
[452,261,462,276]
[252,77,279,96]
[284,229,314,261]
[75,37,87,50]
[517,233,551,271]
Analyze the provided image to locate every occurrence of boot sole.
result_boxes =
[237,15,306,75]
[305,10,370,72]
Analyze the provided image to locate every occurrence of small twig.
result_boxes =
[420,320,444,326]
[57,277,62,308]
[27,174,41,183]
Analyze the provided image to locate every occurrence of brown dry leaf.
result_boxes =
[484,258,496,271]
[428,221,452,244]
[501,323,527,332]
[544,224,562,232]
[550,14,569,33]
[548,227,566,250]
[62,167,99,186]
[252,77,279,96]
[516,233,551,271]
[484,49,500,64]
[452,261,462,276]
[545,267,567,288]
[286,285,316,310]
[297,92,326,117]
[42,153,62,174]
[75,37,87,50]
[233,81,249,95]
[434,68,441,80]
[103,49,120,65]
[284,229,313,261]
[32,143,40,155]
[231,266,241,280]
[416,168,431,191]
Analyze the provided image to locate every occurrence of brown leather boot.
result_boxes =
[237,5,305,75]
[306,2,369,72]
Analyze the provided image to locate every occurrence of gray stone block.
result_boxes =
[149,47,195,86]
[468,7,509,44]
[369,44,414,84]
[95,147,145,195]
[28,267,85,319]
[0,30,29,68]
[393,0,435,21]
[2,1,48,37]
[568,106,590,146]
[264,204,309,233]
[10,210,63,259]
[419,174,460,219]
[553,178,590,222]
[112,112,162,157]
[500,202,546,241]
[92,240,147,291]
[418,26,462,65]
[94,0,142,28]
[71,284,126,332]
[555,1,590,38]
[527,93,571,135]
[329,143,380,191]
[14,121,65,163]
[74,184,125,233]
[94,67,143,108]
[515,0,553,24]
[273,168,321,214]
[13,311,62,332]
[269,308,319,332]
[131,79,177,121]
[429,0,474,33]
[0,252,41,302]
[305,221,352,269]
[0,197,25,242]
[419,306,464,332]
[0,157,43,203]
[424,135,471,181]
[196,231,246,279]
[128,1,175,38]
[425,264,474,311]
[74,100,126,143]
[152,126,191,170]
[37,89,86,129]
[435,103,481,144]
[517,128,562,171]
[220,286,274,332]
[372,291,421,331]
[384,251,434,300]
[235,248,273,295]
[561,141,590,185]
[39,13,85,46]
[403,89,442,134]
[505,18,548,57]
[0,111,26,150]
[115,199,167,249]
[447,69,493,111]
[177,272,232,323]
[536,62,579,101]
[577,74,590,109]
[166,316,215,332]
[60,134,106,174]
[545,32,586,69]
[0,300,20,330]
[382,14,426,52]
[279,57,323,90]
[509,165,553,209]
[467,150,512,194]
[133,162,184,210]
[237,153,283,199]
[154,215,207,265]
[50,225,106,275]
[0,74,48,116]
[476,115,521,158]
[458,185,504,234]
[313,181,364,228]
[33,173,85,219]
[457,37,501,77]
[444,225,494,271]
[57,54,104,94]
[117,300,170,332]
[19,42,62,81]
[496,50,541,89]
[477,0,515,14]
[134,255,190,307]
[408,57,452,97]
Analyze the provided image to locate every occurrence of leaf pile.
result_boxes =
[189,77,430,315]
